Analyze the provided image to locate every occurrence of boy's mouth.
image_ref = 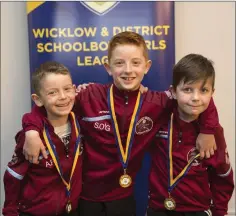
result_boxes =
[57,102,70,107]
[189,105,201,108]
[121,77,135,81]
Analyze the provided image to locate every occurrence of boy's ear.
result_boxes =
[31,94,44,107]
[169,85,177,99]
[104,62,112,76]
[144,60,152,75]
[212,88,215,95]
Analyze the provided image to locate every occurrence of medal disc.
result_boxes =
[164,197,176,210]
[119,174,132,188]
[66,201,72,214]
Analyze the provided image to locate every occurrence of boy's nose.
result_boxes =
[59,91,66,99]
[124,63,132,73]
[192,92,200,101]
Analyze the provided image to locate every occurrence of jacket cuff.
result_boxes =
[23,125,41,133]
[199,128,215,134]
[211,208,227,216]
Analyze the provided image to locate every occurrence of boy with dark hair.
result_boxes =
[147,54,234,216]
[3,62,83,216]
[21,33,219,216]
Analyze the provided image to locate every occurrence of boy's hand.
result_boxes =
[139,84,148,94]
[23,130,48,164]
[75,82,94,95]
[196,133,217,159]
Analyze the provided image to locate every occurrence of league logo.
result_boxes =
[187,147,201,166]
[135,116,153,135]
[80,2,120,16]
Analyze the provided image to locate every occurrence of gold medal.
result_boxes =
[66,200,72,214]
[108,85,143,189]
[43,112,81,216]
[164,197,176,210]
[165,113,200,211]
[119,174,132,188]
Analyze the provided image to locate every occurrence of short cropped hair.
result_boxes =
[32,61,71,95]
[108,31,148,62]
[172,54,215,90]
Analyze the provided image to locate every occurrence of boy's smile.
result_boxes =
[32,73,76,126]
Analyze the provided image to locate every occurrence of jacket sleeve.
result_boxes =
[22,105,46,132]
[146,89,173,111]
[207,127,234,216]
[74,83,109,118]
[2,131,30,216]
[198,98,219,134]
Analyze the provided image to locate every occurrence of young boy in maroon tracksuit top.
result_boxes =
[3,62,83,216]
[21,32,219,216]
[147,54,234,216]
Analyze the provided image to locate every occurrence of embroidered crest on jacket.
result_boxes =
[135,116,153,135]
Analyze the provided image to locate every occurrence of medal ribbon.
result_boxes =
[43,112,81,197]
[168,113,200,193]
[107,84,143,169]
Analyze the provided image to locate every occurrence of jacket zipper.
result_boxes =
[121,95,129,146]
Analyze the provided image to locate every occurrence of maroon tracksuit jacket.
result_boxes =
[22,83,219,202]
[148,107,234,216]
[3,114,83,216]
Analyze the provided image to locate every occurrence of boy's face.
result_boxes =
[104,44,151,91]
[32,73,75,121]
[172,77,214,122]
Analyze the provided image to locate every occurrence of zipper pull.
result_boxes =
[125,95,128,105]
[178,131,182,143]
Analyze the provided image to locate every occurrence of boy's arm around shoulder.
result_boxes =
[147,90,219,158]
[196,98,219,158]
[145,89,174,111]
[75,83,109,102]
[74,83,110,116]
[22,105,46,133]
[144,89,219,129]
[22,105,47,163]
[208,126,234,216]
[3,131,30,216]
[198,98,219,134]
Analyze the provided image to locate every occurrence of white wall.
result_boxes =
[1,2,31,211]
[1,2,235,215]
[175,2,235,214]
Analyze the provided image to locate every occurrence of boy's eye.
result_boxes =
[133,61,141,65]
[183,88,192,92]
[114,61,123,65]
[65,87,73,91]
[201,88,209,93]
[48,91,57,95]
